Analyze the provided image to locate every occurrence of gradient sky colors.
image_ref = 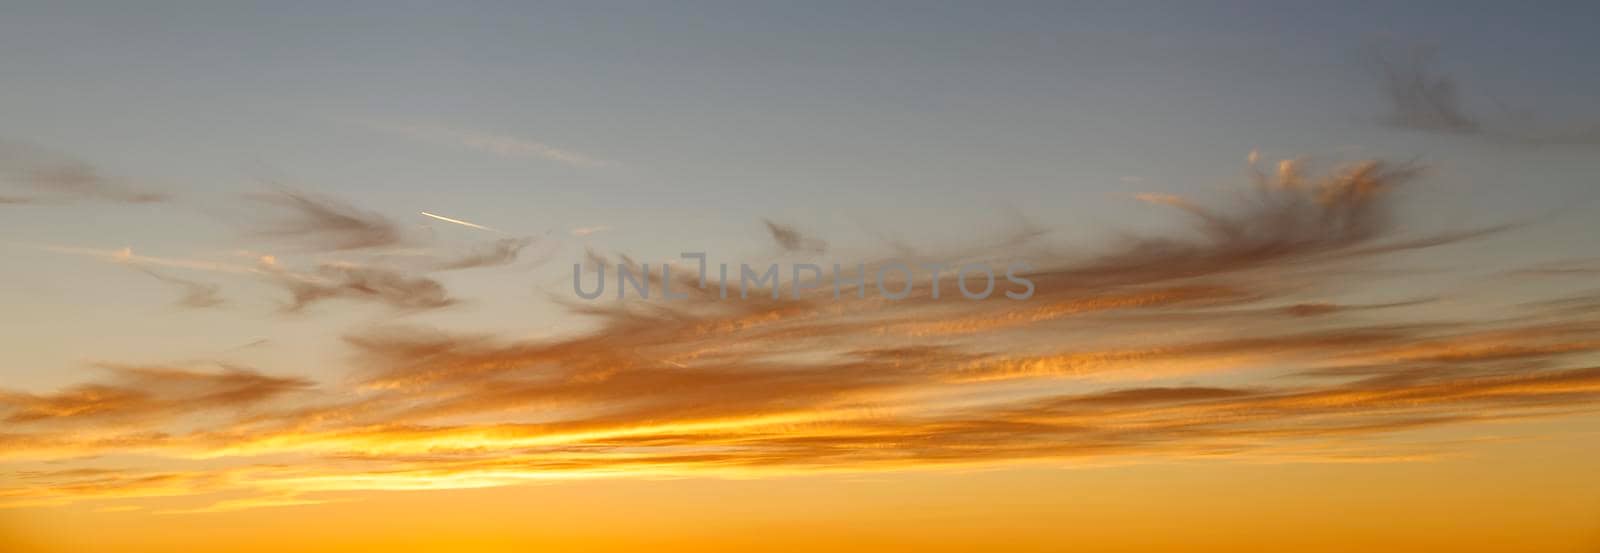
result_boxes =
[3,2,1600,551]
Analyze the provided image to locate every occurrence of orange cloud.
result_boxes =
[4,156,1596,515]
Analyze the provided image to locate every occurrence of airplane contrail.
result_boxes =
[21,243,261,274]
[420,211,502,233]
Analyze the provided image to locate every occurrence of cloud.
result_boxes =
[379,123,611,168]
[137,267,226,309]
[248,189,407,251]
[5,153,1595,513]
[1506,259,1600,277]
[25,244,262,274]
[1364,43,1600,144]
[1026,158,1459,296]
[0,364,309,428]
[430,237,536,271]
[265,262,457,313]
[763,219,828,254]
[1369,44,1478,133]
[0,140,170,204]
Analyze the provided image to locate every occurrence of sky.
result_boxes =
[2,2,1600,551]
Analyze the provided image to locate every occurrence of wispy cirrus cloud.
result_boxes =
[0,363,308,428]
[23,241,456,312]
[377,123,612,168]
[247,189,408,252]
[1369,44,1478,134]
[0,140,170,204]
[136,267,226,309]
[265,262,457,313]
[22,244,261,274]
[5,153,1597,514]
[430,236,536,272]
[25,187,529,314]
[1365,42,1600,144]
[763,219,828,254]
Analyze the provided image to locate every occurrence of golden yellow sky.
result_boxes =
[7,424,1599,552]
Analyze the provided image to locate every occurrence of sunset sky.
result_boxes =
[3,2,1599,551]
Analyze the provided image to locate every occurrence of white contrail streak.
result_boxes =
[420,211,502,233]
[18,244,263,274]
